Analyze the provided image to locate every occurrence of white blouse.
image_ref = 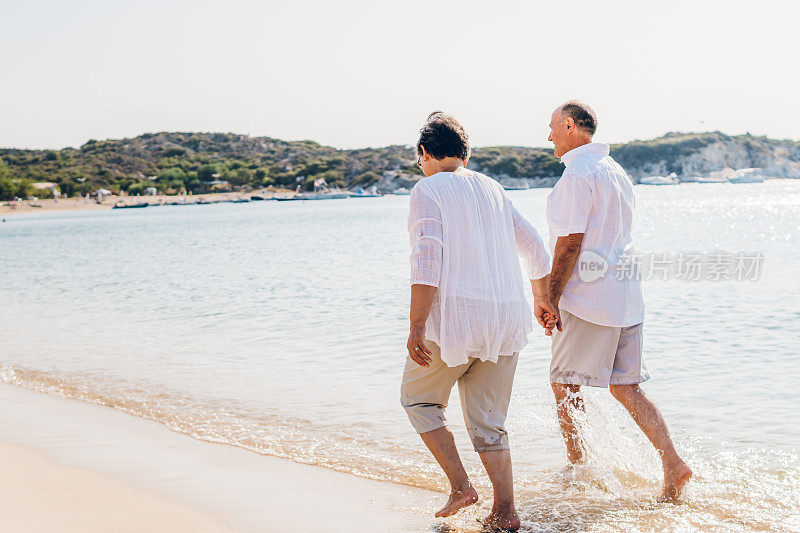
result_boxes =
[408,168,550,367]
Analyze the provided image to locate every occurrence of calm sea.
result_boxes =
[2,181,799,531]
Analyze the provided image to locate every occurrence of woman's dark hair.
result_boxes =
[416,111,470,160]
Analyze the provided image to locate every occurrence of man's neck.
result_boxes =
[563,137,592,155]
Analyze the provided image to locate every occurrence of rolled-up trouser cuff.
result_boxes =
[550,372,610,387]
[402,403,449,435]
[608,371,650,385]
[474,442,510,453]
[467,426,510,453]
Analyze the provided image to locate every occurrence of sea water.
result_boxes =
[1,181,798,531]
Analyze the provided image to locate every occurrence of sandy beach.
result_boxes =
[0,442,227,532]
[0,384,444,532]
[0,190,295,217]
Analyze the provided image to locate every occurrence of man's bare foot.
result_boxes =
[478,505,521,531]
[434,485,479,518]
[660,460,693,501]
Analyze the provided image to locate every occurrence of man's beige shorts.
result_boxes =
[400,340,518,452]
[550,309,650,387]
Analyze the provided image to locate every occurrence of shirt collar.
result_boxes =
[560,142,610,167]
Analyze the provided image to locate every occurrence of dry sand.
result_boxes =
[0,384,443,532]
[0,442,227,532]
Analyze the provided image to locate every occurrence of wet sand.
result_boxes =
[0,384,443,532]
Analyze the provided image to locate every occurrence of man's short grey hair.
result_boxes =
[558,100,598,136]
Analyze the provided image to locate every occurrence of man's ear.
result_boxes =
[564,116,574,131]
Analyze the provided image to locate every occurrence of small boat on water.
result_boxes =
[113,202,149,209]
[227,198,251,203]
[729,169,765,184]
[730,175,765,184]
[501,179,531,191]
[696,175,729,184]
[274,192,349,201]
[639,174,679,186]
[698,167,766,184]
[349,186,380,198]
[303,192,349,200]
[250,195,266,201]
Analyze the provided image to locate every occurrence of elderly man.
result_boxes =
[401,111,553,530]
[543,100,693,499]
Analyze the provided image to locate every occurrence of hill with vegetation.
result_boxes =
[1,131,798,200]
[611,132,800,178]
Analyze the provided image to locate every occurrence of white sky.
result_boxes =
[2,0,799,150]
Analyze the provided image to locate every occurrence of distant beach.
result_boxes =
[0,190,294,217]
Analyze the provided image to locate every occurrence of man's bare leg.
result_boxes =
[477,449,521,531]
[551,383,585,464]
[419,426,479,517]
[609,384,693,500]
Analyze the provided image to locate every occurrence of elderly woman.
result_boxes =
[400,112,554,530]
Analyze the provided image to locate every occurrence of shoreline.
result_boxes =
[0,190,295,217]
[2,178,794,219]
[0,383,444,532]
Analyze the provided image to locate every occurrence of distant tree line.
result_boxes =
[1,131,797,200]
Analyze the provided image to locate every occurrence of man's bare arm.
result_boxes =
[407,284,437,366]
[547,233,584,332]
[549,233,584,303]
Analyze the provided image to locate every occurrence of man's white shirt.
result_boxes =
[546,143,645,327]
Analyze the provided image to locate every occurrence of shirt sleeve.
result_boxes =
[408,186,443,287]
[510,202,551,280]
[547,172,593,237]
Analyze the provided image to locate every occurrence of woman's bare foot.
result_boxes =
[478,504,521,531]
[434,485,479,518]
[660,460,693,501]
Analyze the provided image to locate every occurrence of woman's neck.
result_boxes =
[428,157,466,175]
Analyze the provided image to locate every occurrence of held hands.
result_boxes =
[407,296,560,367]
[534,298,562,336]
[407,325,432,367]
